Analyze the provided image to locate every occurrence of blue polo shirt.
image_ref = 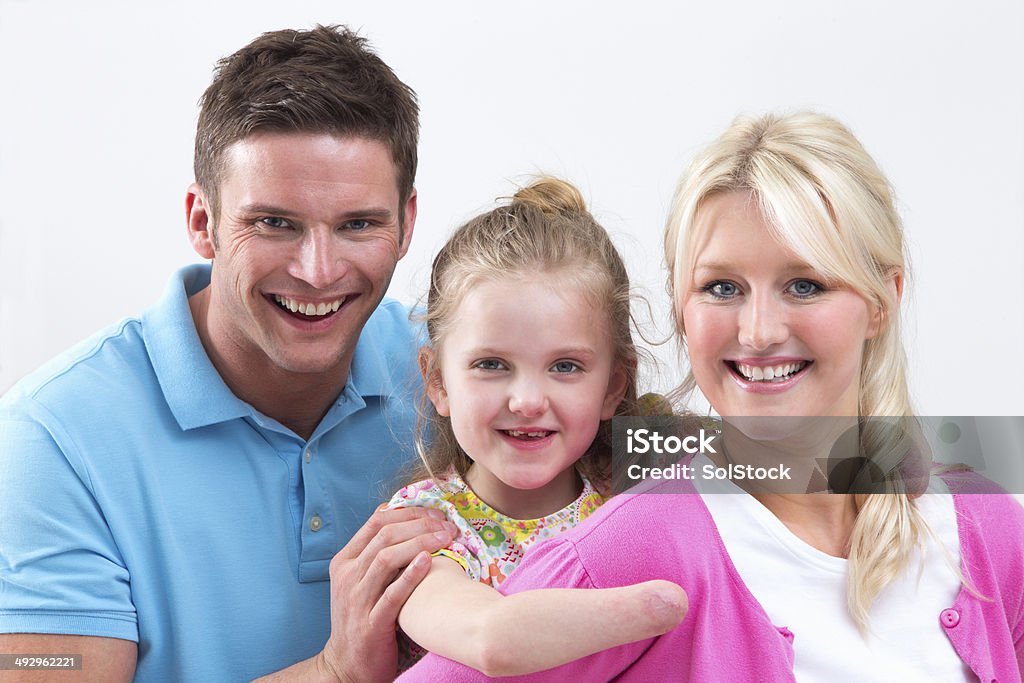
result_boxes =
[0,264,422,681]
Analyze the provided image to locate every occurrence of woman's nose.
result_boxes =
[737,293,789,351]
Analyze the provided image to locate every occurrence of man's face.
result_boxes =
[191,132,416,379]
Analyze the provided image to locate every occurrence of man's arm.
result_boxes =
[0,414,140,681]
[253,506,457,682]
[398,558,686,677]
[0,507,453,683]
[0,634,135,682]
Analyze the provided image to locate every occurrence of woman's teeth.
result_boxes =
[274,294,346,316]
[735,361,807,382]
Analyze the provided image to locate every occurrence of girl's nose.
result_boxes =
[508,379,549,417]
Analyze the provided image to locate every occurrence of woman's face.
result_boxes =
[680,191,882,419]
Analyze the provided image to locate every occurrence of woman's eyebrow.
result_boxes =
[692,261,730,271]
[692,260,818,274]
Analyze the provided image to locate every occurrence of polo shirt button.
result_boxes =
[305,449,312,463]
[310,515,323,532]
[939,608,960,628]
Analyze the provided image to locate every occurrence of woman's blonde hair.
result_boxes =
[664,111,924,633]
[409,176,640,492]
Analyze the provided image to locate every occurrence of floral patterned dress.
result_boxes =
[387,471,605,668]
[388,471,604,586]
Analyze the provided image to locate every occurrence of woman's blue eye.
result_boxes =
[474,359,505,371]
[552,361,580,373]
[789,280,822,297]
[705,281,739,298]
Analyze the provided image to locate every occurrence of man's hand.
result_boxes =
[317,506,457,682]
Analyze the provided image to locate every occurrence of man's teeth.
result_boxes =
[506,430,552,439]
[274,295,346,316]
[736,362,807,382]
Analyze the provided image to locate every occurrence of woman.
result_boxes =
[399,112,1024,681]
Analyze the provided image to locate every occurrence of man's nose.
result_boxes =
[508,376,549,418]
[737,291,789,351]
[290,229,348,289]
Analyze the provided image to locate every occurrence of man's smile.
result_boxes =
[272,293,348,317]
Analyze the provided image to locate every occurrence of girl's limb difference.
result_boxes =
[397,557,687,677]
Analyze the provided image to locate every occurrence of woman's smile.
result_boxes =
[725,358,813,394]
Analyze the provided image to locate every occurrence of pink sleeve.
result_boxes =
[395,537,652,682]
[955,490,1024,679]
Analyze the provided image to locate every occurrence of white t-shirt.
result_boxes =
[692,454,974,682]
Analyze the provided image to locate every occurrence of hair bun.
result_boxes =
[512,176,588,216]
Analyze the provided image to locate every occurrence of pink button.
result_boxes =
[939,608,960,628]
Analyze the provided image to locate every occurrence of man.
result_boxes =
[0,26,454,681]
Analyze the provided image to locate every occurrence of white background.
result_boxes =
[1,0,1022,420]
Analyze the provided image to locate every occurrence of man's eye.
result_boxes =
[260,217,292,229]
[551,361,580,374]
[345,219,371,231]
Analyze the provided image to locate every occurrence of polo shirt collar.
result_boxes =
[143,264,251,430]
[143,264,398,433]
[345,314,397,400]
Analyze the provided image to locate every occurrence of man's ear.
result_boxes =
[186,183,216,260]
[867,269,904,339]
[600,363,631,420]
[397,188,418,260]
[418,346,449,416]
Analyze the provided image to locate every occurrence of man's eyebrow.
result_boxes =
[237,203,296,216]
[236,204,395,221]
[339,207,396,221]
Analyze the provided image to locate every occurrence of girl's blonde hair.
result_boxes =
[409,176,639,492]
[664,111,923,633]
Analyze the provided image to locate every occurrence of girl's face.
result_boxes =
[425,275,626,514]
[680,191,882,420]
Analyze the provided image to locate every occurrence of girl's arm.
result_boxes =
[398,556,687,677]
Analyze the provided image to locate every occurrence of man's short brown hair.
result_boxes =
[194,25,419,222]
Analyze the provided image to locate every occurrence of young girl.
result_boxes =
[387,177,687,676]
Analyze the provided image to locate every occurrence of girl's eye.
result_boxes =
[551,361,580,374]
[260,217,292,229]
[474,359,506,371]
[703,281,739,299]
[788,280,823,298]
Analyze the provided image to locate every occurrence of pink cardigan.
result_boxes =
[397,476,1024,681]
